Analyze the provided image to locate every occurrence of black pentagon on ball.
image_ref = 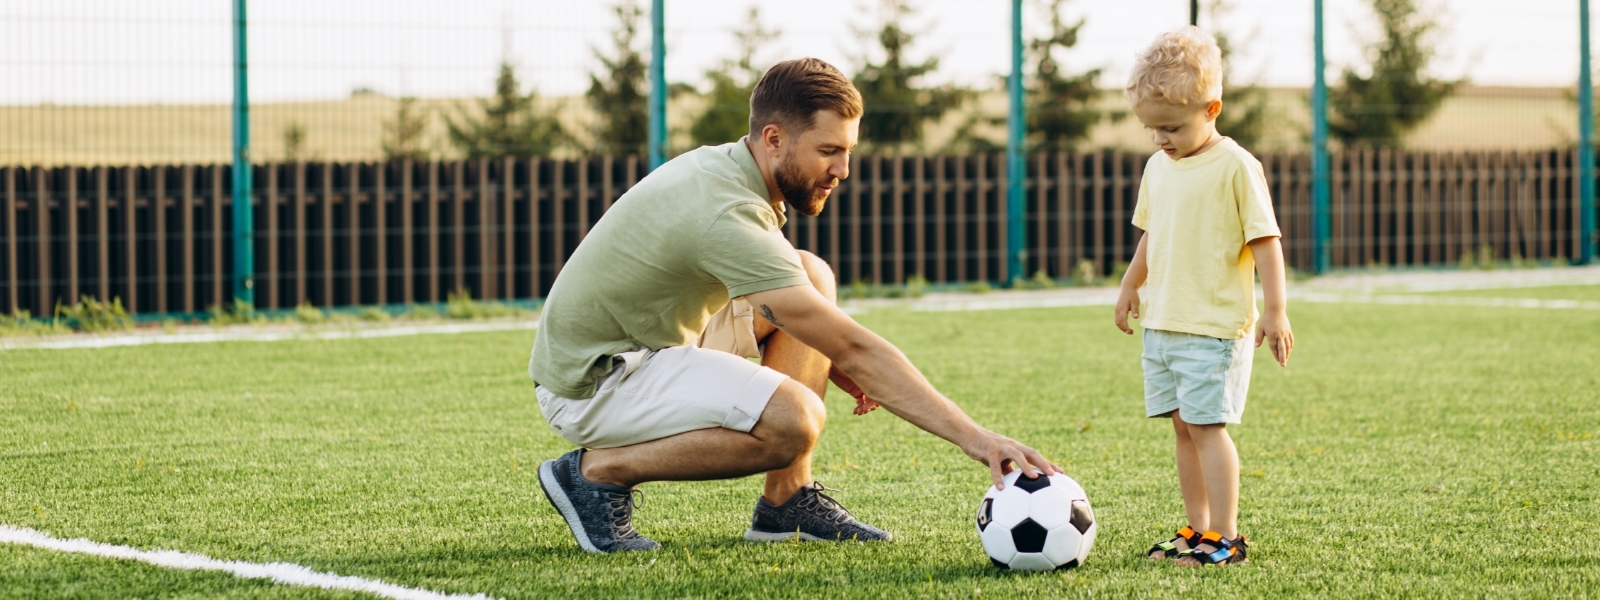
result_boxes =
[1010,518,1049,553]
[1069,500,1094,534]
[976,498,993,531]
[1012,473,1052,493]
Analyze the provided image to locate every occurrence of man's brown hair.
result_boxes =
[748,58,863,137]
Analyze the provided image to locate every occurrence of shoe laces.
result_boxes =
[600,488,644,539]
[797,482,854,524]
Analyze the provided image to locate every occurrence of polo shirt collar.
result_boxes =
[732,136,787,228]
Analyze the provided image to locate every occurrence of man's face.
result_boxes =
[1132,99,1221,159]
[772,110,859,216]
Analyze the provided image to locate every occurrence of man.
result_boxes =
[530,58,1059,553]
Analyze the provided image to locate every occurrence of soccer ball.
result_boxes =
[975,470,1097,570]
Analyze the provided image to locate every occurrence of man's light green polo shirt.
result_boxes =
[528,138,810,399]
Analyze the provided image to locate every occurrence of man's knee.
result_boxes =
[753,378,826,467]
[796,250,837,302]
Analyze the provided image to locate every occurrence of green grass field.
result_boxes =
[3,290,1598,598]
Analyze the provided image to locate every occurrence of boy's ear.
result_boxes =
[1206,99,1223,121]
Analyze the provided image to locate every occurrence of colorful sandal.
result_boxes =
[1191,531,1249,565]
[1147,525,1201,559]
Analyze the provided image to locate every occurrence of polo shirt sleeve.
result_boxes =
[699,203,811,298]
[1234,157,1281,243]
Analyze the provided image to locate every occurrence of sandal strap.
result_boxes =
[1194,531,1236,565]
[1148,525,1202,557]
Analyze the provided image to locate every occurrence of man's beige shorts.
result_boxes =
[535,299,788,449]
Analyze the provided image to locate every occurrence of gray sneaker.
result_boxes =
[537,449,660,553]
[744,482,893,542]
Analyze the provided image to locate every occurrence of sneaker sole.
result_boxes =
[743,530,827,542]
[537,459,602,554]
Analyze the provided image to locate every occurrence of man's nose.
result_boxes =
[831,156,850,180]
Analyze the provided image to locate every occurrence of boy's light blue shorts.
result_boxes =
[1142,328,1253,425]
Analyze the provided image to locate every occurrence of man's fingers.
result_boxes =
[1255,329,1265,348]
[1025,449,1060,476]
[990,457,1006,489]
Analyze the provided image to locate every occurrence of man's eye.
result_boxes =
[1164,127,1180,133]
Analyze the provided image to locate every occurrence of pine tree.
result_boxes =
[587,1,650,156]
[688,6,775,147]
[1025,0,1118,152]
[443,62,569,158]
[1328,0,1461,148]
[381,96,431,161]
[850,0,968,153]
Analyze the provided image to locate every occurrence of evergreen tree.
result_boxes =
[850,0,967,153]
[443,62,569,157]
[280,121,308,163]
[688,6,775,147]
[587,1,650,156]
[1206,0,1270,149]
[1328,0,1461,148]
[1025,0,1118,152]
[381,96,431,161]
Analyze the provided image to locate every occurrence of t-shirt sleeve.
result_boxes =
[699,203,811,298]
[1235,157,1281,243]
[1132,160,1153,231]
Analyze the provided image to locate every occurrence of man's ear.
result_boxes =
[1206,99,1224,121]
[759,123,785,153]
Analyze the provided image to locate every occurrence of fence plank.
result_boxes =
[502,157,515,300]
[124,168,137,312]
[452,161,466,295]
[33,167,51,312]
[376,162,388,305]
[264,165,279,309]
[292,163,307,306]
[426,160,440,302]
[349,164,363,304]
[401,160,415,304]
[3,168,15,314]
[477,158,495,300]
[527,158,541,298]
[892,156,906,284]
[550,158,565,277]
[184,165,199,312]
[95,167,109,302]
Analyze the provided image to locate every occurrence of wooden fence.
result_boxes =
[0,149,1590,317]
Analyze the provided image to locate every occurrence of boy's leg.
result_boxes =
[1175,419,1239,565]
[1171,413,1210,536]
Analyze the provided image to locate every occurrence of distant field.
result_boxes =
[0,86,1578,166]
[3,288,1597,598]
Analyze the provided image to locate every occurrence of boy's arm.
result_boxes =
[1114,233,1149,335]
[1248,236,1293,366]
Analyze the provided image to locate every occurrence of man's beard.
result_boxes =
[775,152,833,217]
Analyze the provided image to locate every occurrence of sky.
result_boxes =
[0,0,1589,105]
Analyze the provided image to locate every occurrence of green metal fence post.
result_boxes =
[1190,0,1199,26]
[1581,0,1595,264]
[1311,0,1331,274]
[1006,0,1025,285]
[648,0,666,170]
[232,0,254,306]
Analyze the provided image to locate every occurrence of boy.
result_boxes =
[1113,26,1294,566]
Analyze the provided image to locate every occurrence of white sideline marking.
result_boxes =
[1,321,536,350]
[0,525,495,600]
[1293,292,1600,311]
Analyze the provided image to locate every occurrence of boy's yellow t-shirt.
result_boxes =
[1131,138,1281,340]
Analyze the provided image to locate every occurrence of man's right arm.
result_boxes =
[743,284,1060,487]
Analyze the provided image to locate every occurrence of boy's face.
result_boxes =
[1132,99,1222,159]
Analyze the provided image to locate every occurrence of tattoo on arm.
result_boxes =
[759,304,784,327]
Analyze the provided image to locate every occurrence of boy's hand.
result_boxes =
[1114,287,1141,335]
[829,363,880,415]
[1255,311,1294,367]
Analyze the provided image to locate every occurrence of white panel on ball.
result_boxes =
[1026,487,1073,530]
[1041,527,1084,565]
[988,487,1033,529]
[1006,553,1058,572]
[979,520,1018,564]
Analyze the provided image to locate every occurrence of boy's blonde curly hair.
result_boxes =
[1125,26,1223,107]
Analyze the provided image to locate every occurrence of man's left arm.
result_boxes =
[1248,236,1293,367]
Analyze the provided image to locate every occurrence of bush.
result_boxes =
[54,296,134,333]
[292,302,326,325]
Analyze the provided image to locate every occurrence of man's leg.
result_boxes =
[751,250,835,504]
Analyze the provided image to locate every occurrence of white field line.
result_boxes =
[0,525,496,600]
[1,321,537,351]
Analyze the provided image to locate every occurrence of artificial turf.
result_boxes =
[2,293,1597,598]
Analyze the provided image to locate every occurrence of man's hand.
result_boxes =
[1114,286,1141,335]
[1255,310,1293,367]
[828,363,880,415]
[959,429,1062,489]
